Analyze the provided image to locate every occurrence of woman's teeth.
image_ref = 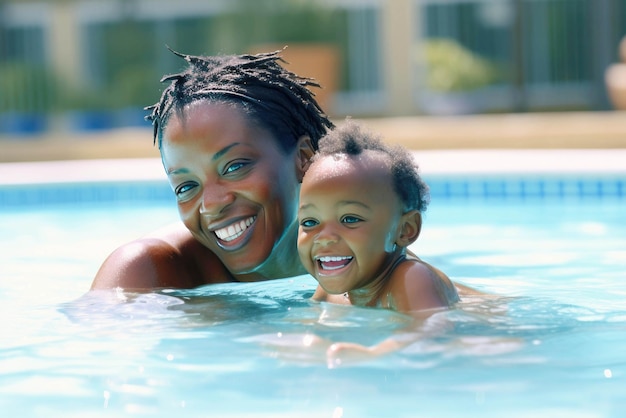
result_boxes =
[214,216,256,242]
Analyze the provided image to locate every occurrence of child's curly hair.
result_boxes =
[146,48,334,151]
[314,120,430,212]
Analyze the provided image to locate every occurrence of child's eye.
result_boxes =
[341,215,362,224]
[300,218,319,228]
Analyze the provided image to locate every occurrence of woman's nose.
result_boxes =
[199,183,235,216]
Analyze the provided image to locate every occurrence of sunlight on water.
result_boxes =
[1,199,625,417]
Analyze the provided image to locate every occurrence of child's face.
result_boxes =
[298,152,405,295]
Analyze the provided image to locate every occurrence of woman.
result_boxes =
[91,49,334,291]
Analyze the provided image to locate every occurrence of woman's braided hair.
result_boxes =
[146,47,334,151]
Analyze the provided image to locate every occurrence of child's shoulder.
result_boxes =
[388,258,443,295]
[384,256,459,310]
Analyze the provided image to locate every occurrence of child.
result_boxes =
[297,121,460,313]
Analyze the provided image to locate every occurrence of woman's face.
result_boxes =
[160,100,307,275]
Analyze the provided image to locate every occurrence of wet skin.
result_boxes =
[297,152,406,297]
[91,100,312,290]
[298,151,462,310]
[161,100,310,279]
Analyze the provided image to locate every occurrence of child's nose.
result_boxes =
[314,227,340,246]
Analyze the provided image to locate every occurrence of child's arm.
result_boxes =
[325,309,451,367]
[325,337,409,367]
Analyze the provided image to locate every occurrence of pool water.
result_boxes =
[1,195,625,417]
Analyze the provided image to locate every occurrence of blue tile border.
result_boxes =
[425,175,626,201]
[0,175,624,209]
[0,180,175,209]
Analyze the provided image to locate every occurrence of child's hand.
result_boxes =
[244,332,332,364]
[326,342,376,368]
[326,338,406,368]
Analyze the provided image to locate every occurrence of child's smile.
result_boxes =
[298,151,404,295]
[316,255,354,275]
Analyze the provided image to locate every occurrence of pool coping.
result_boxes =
[1,149,625,187]
[2,111,626,163]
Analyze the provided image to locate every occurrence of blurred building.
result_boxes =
[1,0,625,135]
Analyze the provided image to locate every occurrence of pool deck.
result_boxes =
[1,110,625,184]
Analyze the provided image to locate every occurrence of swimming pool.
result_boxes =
[1,152,625,417]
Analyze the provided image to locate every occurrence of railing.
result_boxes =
[417,0,626,114]
[1,0,625,135]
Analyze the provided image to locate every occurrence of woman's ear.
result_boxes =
[396,210,422,248]
[295,135,315,182]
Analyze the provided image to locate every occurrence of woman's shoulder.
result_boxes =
[90,222,227,291]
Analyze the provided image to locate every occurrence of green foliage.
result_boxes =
[211,1,342,52]
[423,38,499,92]
[0,2,342,115]
[57,20,161,111]
[0,62,59,113]
[110,66,161,108]
[58,86,114,112]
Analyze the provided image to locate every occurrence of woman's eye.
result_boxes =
[300,218,319,228]
[175,182,198,197]
[224,160,248,175]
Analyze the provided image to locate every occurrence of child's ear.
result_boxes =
[396,210,422,248]
[295,135,315,182]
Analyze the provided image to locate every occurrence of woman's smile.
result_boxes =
[90,48,330,290]
[161,101,304,275]
[214,216,256,242]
